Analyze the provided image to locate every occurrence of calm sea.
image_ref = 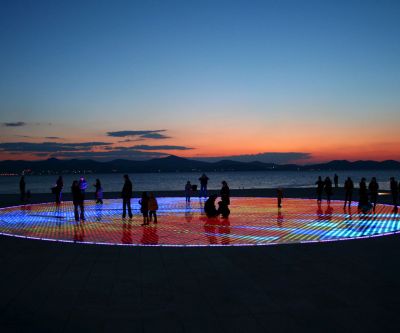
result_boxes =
[1,170,399,194]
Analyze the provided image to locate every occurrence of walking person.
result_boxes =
[199,173,209,198]
[344,177,354,208]
[19,175,26,202]
[315,176,324,202]
[148,192,158,224]
[71,180,85,221]
[122,174,133,218]
[220,180,230,206]
[334,174,339,188]
[139,192,149,226]
[54,176,63,205]
[324,177,333,204]
[390,177,398,210]
[185,181,192,203]
[368,177,379,211]
[94,179,103,204]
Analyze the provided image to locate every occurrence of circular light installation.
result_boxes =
[0,198,399,246]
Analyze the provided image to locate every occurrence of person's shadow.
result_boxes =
[203,217,218,245]
[141,225,159,245]
[121,220,133,244]
[73,220,85,242]
[219,218,231,245]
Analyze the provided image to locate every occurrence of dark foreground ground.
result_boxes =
[1,189,399,332]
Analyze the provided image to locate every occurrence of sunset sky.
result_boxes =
[0,0,399,164]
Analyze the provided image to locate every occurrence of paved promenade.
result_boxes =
[0,189,399,332]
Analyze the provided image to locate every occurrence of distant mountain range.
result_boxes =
[0,155,399,174]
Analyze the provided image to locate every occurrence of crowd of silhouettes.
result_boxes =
[15,172,400,227]
[315,175,400,213]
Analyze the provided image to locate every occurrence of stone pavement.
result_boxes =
[1,233,400,332]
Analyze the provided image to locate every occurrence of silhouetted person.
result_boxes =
[94,179,103,204]
[71,180,85,221]
[139,192,149,225]
[54,176,63,204]
[324,177,333,203]
[390,177,398,209]
[220,180,230,206]
[368,177,379,211]
[122,174,133,218]
[79,176,88,196]
[358,177,370,213]
[315,176,324,202]
[19,176,26,202]
[344,177,354,208]
[277,188,283,208]
[199,173,209,198]
[217,200,230,218]
[148,192,158,223]
[334,174,339,188]
[185,181,192,203]
[204,194,218,218]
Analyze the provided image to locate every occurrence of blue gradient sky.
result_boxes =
[0,0,399,162]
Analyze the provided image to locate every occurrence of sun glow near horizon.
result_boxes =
[0,1,399,163]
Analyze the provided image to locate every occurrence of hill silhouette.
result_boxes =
[0,155,399,174]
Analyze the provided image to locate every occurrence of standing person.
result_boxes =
[19,175,26,202]
[220,180,230,206]
[199,173,209,198]
[94,179,103,204]
[54,176,63,205]
[139,192,149,226]
[185,181,192,203]
[79,176,88,200]
[390,177,398,209]
[121,175,133,219]
[334,174,339,188]
[324,177,333,204]
[368,177,379,211]
[315,176,324,202]
[344,177,354,208]
[148,192,158,224]
[358,178,370,212]
[71,180,85,221]
[277,188,283,208]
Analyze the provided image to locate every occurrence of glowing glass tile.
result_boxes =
[0,197,399,246]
